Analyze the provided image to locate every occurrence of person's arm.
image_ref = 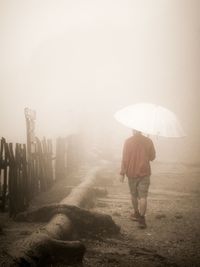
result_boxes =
[149,140,156,161]
[120,140,128,176]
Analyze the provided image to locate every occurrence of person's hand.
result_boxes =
[119,174,125,183]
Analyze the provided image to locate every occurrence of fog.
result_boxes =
[0,0,200,163]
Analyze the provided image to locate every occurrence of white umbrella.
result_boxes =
[114,103,185,138]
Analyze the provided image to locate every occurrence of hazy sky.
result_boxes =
[0,0,200,162]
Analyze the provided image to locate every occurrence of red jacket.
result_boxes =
[120,133,156,178]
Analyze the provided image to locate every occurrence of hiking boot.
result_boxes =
[138,216,147,229]
[130,212,141,221]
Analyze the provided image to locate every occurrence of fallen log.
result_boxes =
[8,165,119,266]
[15,204,119,237]
[9,234,85,267]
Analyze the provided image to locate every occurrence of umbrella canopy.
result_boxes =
[114,103,186,138]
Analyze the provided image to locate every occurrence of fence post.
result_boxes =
[7,142,16,216]
[24,108,36,160]
[55,137,67,180]
[0,138,8,212]
[24,108,36,199]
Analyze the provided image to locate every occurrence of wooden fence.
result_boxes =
[55,135,83,180]
[0,135,82,216]
[0,137,54,216]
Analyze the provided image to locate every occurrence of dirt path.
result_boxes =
[82,163,200,267]
[0,163,200,266]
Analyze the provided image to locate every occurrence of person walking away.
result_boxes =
[119,130,156,229]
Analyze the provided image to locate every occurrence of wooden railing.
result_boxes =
[0,137,53,216]
[0,135,82,216]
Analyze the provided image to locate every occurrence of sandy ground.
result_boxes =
[83,162,200,267]
[0,162,200,267]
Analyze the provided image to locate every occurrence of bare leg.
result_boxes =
[139,197,147,216]
[131,195,139,214]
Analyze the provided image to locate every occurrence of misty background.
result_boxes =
[0,0,199,164]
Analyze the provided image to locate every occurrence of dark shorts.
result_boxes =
[128,176,150,199]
